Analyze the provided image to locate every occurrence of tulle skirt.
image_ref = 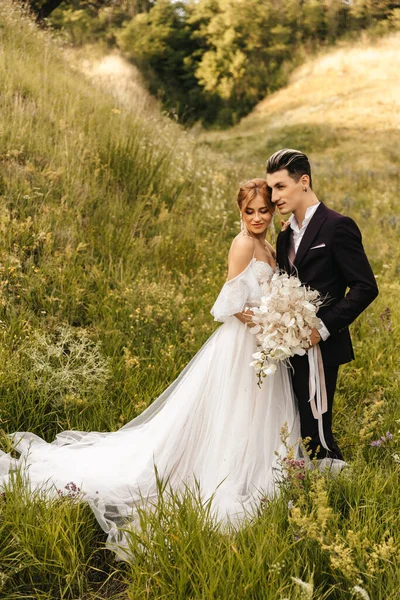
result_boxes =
[0,317,300,558]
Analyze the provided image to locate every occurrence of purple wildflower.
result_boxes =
[371,431,393,447]
[58,481,81,498]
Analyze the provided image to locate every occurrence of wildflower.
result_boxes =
[270,560,285,573]
[352,585,370,600]
[370,431,393,446]
[58,481,81,498]
[358,398,385,443]
[283,457,306,478]
[24,325,110,408]
[291,577,313,598]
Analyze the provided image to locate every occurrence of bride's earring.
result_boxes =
[268,212,276,245]
[240,214,251,237]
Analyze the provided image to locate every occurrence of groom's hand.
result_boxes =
[309,328,321,347]
[280,220,290,231]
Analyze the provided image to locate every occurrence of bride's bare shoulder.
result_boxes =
[227,234,255,280]
[230,233,255,251]
[229,234,255,259]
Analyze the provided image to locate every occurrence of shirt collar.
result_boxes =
[289,202,320,233]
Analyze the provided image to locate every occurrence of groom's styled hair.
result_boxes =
[266,148,313,189]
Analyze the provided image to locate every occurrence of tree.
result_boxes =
[21,0,152,23]
[188,0,295,124]
[118,0,208,122]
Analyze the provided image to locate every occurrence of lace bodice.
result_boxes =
[210,258,274,323]
[252,259,274,284]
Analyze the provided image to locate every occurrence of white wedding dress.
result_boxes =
[0,258,300,558]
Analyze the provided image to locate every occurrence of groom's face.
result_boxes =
[266,169,304,215]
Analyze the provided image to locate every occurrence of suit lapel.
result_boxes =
[294,203,328,269]
[277,226,291,273]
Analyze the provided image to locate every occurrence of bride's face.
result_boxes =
[242,194,273,235]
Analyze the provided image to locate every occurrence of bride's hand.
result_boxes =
[234,309,255,327]
[281,220,290,232]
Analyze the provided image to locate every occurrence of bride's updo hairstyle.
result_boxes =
[237,178,275,215]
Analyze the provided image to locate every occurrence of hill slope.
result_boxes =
[201,33,400,171]
[0,2,236,437]
[253,33,400,131]
[0,5,399,599]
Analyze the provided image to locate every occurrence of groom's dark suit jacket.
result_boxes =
[276,203,379,366]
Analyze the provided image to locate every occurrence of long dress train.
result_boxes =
[0,259,300,558]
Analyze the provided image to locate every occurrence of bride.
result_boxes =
[0,178,300,558]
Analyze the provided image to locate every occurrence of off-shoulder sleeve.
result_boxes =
[210,262,254,323]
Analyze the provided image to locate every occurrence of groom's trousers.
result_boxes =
[290,353,344,461]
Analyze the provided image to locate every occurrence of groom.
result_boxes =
[266,148,378,461]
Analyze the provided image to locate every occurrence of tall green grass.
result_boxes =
[1,2,400,598]
[0,2,236,438]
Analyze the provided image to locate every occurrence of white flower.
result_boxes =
[288,277,302,288]
[249,273,323,386]
[291,577,313,598]
[292,346,307,356]
[352,586,370,600]
[249,324,261,335]
[249,360,263,374]
[302,301,317,312]
[282,313,295,327]
[262,363,277,376]
[272,311,283,321]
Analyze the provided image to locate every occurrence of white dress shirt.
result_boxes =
[288,203,330,341]
[288,203,320,253]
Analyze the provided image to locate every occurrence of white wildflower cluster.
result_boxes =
[352,585,371,600]
[249,271,322,386]
[291,576,314,599]
[24,325,111,406]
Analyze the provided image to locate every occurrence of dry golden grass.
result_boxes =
[200,32,400,150]
[252,32,400,131]
[66,46,158,113]
[199,32,400,177]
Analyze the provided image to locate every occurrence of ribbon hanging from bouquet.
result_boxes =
[308,344,330,452]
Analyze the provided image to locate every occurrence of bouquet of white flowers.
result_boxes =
[249,271,323,387]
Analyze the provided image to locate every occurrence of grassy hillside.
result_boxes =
[0,5,238,597]
[0,3,399,599]
[0,3,238,437]
[200,33,400,203]
[200,29,400,531]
